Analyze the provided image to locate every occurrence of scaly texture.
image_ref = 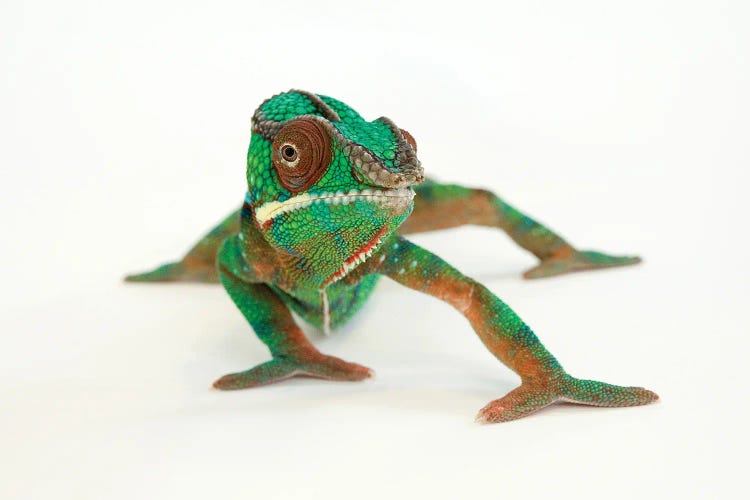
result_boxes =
[126,89,656,423]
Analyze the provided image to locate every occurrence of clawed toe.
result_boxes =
[523,250,642,280]
[302,356,374,381]
[212,359,299,390]
[476,384,559,423]
[212,354,373,391]
[476,375,659,424]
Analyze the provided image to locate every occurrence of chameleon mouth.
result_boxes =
[321,224,389,287]
[254,187,415,228]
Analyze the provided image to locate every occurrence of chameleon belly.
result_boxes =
[270,274,381,331]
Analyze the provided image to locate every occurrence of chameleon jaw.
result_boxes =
[321,224,390,287]
[253,187,415,228]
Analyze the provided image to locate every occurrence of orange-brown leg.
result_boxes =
[125,209,241,283]
[374,236,657,423]
[400,181,640,279]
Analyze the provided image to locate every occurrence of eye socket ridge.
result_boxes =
[400,128,417,153]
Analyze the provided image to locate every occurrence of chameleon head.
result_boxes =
[245,90,424,287]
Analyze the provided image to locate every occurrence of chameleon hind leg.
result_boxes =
[125,208,241,283]
[399,180,640,279]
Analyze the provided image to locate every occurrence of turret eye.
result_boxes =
[281,145,297,162]
[271,118,332,193]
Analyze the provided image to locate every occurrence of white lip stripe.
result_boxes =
[254,188,415,226]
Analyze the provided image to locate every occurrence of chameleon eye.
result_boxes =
[272,118,332,193]
[400,128,417,153]
[281,145,298,163]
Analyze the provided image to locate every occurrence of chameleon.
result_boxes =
[126,89,658,423]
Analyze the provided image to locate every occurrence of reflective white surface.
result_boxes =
[1,1,747,498]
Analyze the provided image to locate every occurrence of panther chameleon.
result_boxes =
[126,89,658,423]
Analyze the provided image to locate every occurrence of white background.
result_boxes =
[2,1,748,498]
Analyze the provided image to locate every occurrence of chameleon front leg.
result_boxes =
[376,236,657,423]
[213,237,372,390]
[399,181,640,279]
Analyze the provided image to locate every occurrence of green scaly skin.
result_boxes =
[127,90,656,423]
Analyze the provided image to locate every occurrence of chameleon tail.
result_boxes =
[124,208,241,284]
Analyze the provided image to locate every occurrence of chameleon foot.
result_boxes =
[523,249,641,280]
[125,259,219,283]
[476,374,658,423]
[213,351,373,390]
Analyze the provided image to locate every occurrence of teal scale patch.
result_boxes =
[261,92,323,121]
[333,120,398,167]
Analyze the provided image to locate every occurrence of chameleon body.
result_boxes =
[127,90,657,423]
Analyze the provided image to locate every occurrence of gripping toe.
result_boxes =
[561,376,659,407]
[476,383,559,423]
[523,251,642,280]
[125,260,219,283]
[476,375,658,424]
